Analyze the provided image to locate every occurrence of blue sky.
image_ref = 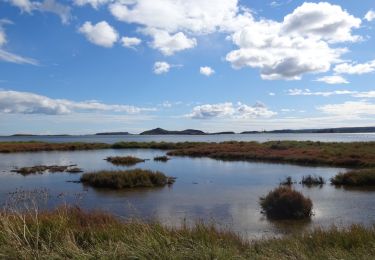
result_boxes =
[0,0,374,134]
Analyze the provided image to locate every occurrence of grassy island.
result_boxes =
[331,169,375,186]
[80,169,175,189]
[105,156,146,166]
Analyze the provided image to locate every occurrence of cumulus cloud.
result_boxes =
[288,89,375,98]
[153,61,170,74]
[121,36,141,48]
[79,21,119,47]
[200,66,215,76]
[226,2,360,80]
[143,28,196,55]
[334,60,375,75]
[365,10,375,22]
[318,101,375,116]
[315,75,349,84]
[0,90,155,115]
[7,0,71,24]
[186,102,276,119]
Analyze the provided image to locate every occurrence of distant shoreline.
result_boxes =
[5,126,375,137]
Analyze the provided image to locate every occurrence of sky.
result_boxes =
[0,0,375,134]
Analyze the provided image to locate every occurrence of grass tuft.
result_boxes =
[300,175,325,186]
[105,156,146,166]
[260,187,313,220]
[154,156,170,162]
[331,168,375,186]
[80,169,175,189]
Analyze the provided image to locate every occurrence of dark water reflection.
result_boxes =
[0,149,374,239]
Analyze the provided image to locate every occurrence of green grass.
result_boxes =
[105,156,146,166]
[1,205,375,259]
[80,169,175,189]
[331,168,375,186]
[260,187,313,220]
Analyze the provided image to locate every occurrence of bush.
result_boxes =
[105,156,145,166]
[260,187,313,220]
[280,176,294,186]
[80,169,175,189]
[331,169,375,186]
[301,175,325,186]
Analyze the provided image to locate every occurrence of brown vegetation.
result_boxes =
[154,155,170,162]
[80,169,175,189]
[105,156,146,166]
[0,142,110,153]
[12,165,82,175]
[331,168,375,186]
[260,187,313,220]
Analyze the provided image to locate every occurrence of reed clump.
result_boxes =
[260,187,313,220]
[105,156,146,166]
[154,156,170,162]
[301,175,325,186]
[331,168,375,186]
[80,169,175,189]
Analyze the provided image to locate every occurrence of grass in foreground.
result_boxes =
[105,156,146,166]
[331,168,375,186]
[1,206,375,259]
[80,169,175,189]
[260,186,313,220]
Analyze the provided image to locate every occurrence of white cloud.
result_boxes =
[7,0,71,24]
[186,102,276,119]
[334,60,375,75]
[79,21,119,47]
[315,75,349,84]
[73,0,110,9]
[143,28,196,56]
[200,66,215,76]
[287,89,375,98]
[226,2,359,80]
[269,92,276,96]
[0,22,38,65]
[318,101,375,116]
[365,10,375,22]
[0,49,38,65]
[0,90,155,115]
[121,36,142,48]
[153,61,170,74]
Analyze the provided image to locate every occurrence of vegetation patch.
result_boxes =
[260,187,313,220]
[0,142,110,153]
[300,175,325,186]
[12,165,82,175]
[280,176,294,186]
[80,169,175,189]
[154,156,170,162]
[0,205,375,259]
[331,168,375,186]
[105,156,146,166]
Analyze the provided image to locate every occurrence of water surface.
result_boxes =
[1,149,374,239]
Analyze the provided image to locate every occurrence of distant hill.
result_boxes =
[241,126,375,134]
[140,128,206,135]
[95,132,130,136]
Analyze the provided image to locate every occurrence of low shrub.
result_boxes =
[105,156,145,166]
[260,187,313,220]
[280,176,294,186]
[80,169,176,189]
[300,175,325,186]
[331,169,375,186]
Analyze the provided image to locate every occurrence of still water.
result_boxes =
[1,133,375,143]
[1,148,374,239]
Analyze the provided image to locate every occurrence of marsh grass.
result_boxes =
[80,169,175,189]
[153,155,170,162]
[12,165,82,176]
[301,175,325,187]
[260,187,313,220]
[280,176,294,186]
[105,156,146,166]
[0,202,375,259]
[331,168,375,186]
